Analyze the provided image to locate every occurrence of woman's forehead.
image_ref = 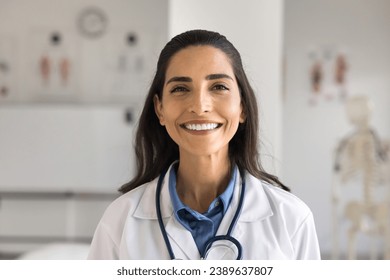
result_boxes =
[165,46,234,80]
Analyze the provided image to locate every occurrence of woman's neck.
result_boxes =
[176,152,231,213]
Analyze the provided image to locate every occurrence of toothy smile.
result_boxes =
[181,123,221,131]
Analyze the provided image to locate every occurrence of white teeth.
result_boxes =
[184,123,219,131]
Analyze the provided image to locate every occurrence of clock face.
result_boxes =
[77,7,108,38]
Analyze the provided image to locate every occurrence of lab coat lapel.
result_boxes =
[133,167,172,219]
[133,163,199,259]
[161,165,199,259]
[239,173,274,222]
[165,215,200,260]
[216,172,274,240]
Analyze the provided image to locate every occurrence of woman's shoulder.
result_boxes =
[246,173,313,218]
[98,178,157,226]
[88,179,159,259]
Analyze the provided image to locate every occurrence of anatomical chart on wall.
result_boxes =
[0,35,16,102]
[307,46,349,106]
[101,30,152,103]
[29,30,78,101]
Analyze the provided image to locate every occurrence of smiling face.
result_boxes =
[154,46,245,159]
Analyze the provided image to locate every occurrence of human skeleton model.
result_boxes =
[332,96,390,259]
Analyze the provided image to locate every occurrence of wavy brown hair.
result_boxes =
[119,30,289,193]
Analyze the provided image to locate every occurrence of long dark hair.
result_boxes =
[119,29,289,193]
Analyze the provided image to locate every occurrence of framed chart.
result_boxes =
[27,29,79,103]
[0,35,17,102]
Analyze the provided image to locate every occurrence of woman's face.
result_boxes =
[154,46,245,158]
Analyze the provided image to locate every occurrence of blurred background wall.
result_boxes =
[282,0,390,258]
[0,0,169,258]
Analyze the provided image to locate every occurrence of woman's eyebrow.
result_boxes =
[206,73,233,81]
[166,73,233,85]
[166,76,192,85]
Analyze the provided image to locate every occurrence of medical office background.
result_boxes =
[0,0,389,260]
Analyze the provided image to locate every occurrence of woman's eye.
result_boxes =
[170,86,188,94]
[212,84,229,91]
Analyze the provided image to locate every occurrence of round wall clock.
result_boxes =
[77,7,108,39]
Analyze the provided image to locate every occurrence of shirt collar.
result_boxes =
[132,162,274,222]
[168,162,237,215]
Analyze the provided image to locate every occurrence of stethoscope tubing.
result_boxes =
[155,166,245,260]
[155,168,176,260]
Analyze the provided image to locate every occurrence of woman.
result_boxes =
[88,30,321,260]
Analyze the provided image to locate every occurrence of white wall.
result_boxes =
[283,0,390,258]
[0,105,135,192]
[0,0,167,103]
[0,0,169,256]
[0,0,168,192]
[169,0,284,175]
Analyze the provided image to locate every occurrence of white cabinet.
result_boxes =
[0,191,117,256]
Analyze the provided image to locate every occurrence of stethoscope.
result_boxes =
[155,167,246,260]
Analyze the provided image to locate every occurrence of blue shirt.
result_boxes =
[168,163,237,255]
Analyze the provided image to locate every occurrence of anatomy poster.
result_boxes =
[307,46,349,106]
[101,29,153,103]
[0,35,16,102]
[29,29,78,101]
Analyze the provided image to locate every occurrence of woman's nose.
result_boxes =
[189,89,212,115]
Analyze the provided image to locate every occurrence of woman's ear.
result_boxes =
[153,95,165,126]
[239,104,246,123]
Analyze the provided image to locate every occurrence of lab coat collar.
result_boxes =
[238,172,274,222]
[133,163,274,223]
[214,170,274,241]
[132,164,274,259]
[133,165,173,220]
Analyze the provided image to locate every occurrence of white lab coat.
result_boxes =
[88,165,321,259]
